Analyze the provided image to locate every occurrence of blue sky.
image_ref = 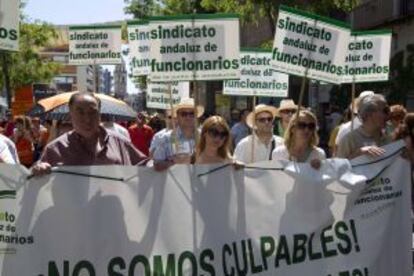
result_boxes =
[25,0,137,94]
[24,0,130,25]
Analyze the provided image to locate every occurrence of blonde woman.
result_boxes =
[272,110,326,169]
[194,116,233,164]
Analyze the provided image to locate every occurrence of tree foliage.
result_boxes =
[124,0,162,18]
[124,0,359,34]
[124,0,216,18]
[0,11,61,99]
[5,22,61,89]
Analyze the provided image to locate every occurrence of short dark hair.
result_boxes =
[68,92,101,109]
[240,108,250,117]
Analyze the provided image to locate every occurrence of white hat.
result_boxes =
[276,99,298,117]
[172,98,204,118]
[246,104,278,128]
[359,90,375,99]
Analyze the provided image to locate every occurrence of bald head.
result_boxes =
[69,92,101,110]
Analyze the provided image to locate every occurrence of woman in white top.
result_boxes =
[272,109,326,169]
[194,116,233,164]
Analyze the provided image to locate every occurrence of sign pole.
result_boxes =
[168,83,178,153]
[351,82,356,130]
[193,81,199,143]
[191,13,199,145]
[296,76,307,117]
[350,12,356,131]
[250,95,257,163]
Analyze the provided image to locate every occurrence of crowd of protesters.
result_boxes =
[0,91,412,174]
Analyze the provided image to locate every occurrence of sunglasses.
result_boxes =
[296,122,316,130]
[207,128,228,139]
[178,111,195,118]
[280,109,296,115]
[256,117,273,123]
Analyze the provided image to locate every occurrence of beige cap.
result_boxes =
[246,104,278,128]
[172,98,204,118]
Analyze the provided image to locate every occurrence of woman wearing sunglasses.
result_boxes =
[193,116,233,164]
[272,110,326,169]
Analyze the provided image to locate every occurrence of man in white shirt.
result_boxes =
[334,91,375,155]
[0,134,19,164]
[234,104,283,163]
[101,115,131,142]
[337,94,390,159]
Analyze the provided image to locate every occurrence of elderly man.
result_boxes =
[234,104,283,163]
[153,98,204,170]
[336,94,391,159]
[149,110,173,157]
[32,92,146,175]
[334,91,374,147]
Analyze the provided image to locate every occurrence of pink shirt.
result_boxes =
[41,127,146,166]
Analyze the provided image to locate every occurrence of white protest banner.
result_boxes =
[149,14,240,82]
[127,20,151,76]
[0,141,410,275]
[223,49,289,97]
[146,81,190,109]
[0,0,19,51]
[341,30,392,83]
[272,5,350,84]
[69,25,122,65]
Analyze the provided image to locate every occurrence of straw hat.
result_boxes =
[172,98,204,118]
[246,104,278,128]
[275,99,298,117]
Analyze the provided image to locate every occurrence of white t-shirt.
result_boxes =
[0,134,18,164]
[102,122,130,142]
[234,134,284,163]
[272,145,326,162]
[335,117,361,146]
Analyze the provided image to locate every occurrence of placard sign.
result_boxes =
[149,14,240,81]
[342,30,392,83]
[0,0,20,51]
[146,81,190,109]
[127,20,151,76]
[224,49,289,97]
[271,5,350,84]
[69,25,122,65]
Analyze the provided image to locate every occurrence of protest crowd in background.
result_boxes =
[0,90,411,171]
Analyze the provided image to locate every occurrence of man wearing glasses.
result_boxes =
[336,94,391,159]
[274,99,298,137]
[234,104,283,163]
[153,98,204,171]
[149,110,173,158]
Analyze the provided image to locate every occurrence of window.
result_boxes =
[400,0,414,15]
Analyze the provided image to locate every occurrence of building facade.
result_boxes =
[113,60,128,99]
[102,69,112,95]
